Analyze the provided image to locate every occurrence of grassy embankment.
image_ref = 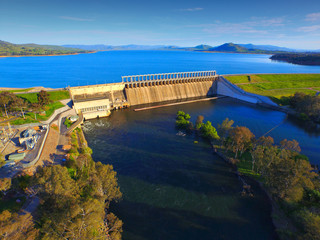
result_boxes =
[10,90,70,125]
[225,74,320,105]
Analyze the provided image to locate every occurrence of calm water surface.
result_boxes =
[1,51,320,88]
[83,98,320,240]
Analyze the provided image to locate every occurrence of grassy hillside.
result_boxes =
[225,74,320,104]
[0,40,91,56]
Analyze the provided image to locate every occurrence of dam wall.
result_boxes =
[217,76,278,106]
[67,71,280,120]
[125,80,216,106]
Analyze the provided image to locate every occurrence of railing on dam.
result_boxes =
[122,71,218,88]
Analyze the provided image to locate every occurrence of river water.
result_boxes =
[0,51,319,88]
[83,98,320,240]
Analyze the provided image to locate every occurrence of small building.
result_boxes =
[73,98,111,120]
[69,115,79,122]
[8,152,26,161]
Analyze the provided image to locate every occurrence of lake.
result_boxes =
[0,51,320,88]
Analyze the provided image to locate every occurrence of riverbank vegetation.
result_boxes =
[215,119,320,239]
[0,90,70,125]
[0,127,123,239]
[175,111,320,239]
[287,92,320,123]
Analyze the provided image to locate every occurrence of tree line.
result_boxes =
[0,128,123,239]
[176,111,320,239]
[289,92,320,123]
[0,90,51,119]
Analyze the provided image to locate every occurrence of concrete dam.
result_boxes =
[69,70,277,120]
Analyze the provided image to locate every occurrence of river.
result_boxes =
[83,98,320,240]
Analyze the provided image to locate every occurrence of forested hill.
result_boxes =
[270,53,320,66]
[0,40,92,56]
[198,43,285,54]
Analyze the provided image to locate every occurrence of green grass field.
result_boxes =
[17,90,70,103]
[225,74,320,104]
[10,90,69,125]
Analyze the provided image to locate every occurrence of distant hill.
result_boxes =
[0,40,91,56]
[209,43,249,53]
[62,44,182,51]
[62,42,320,54]
[239,44,298,52]
[270,53,320,66]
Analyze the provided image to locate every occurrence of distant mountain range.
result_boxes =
[1,40,319,66]
[63,42,320,54]
[62,44,182,51]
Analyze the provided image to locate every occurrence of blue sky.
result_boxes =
[1,0,320,49]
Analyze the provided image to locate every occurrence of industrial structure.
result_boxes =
[69,71,277,120]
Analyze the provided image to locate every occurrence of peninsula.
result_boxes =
[0,40,93,57]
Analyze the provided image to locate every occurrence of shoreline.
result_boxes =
[212,145,294,239]
[0,51,97,58]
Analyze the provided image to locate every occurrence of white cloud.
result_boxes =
[249,17,285,27]
[305,12,320,22]
[59,16,94,22]
[179,7,203,12]
[297,25,320,32]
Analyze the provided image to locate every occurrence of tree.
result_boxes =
[0,178,11,196]
[175,111,192,130]
[228,126,254,158]
[250,136,274,171]
[37,90,51,106]
[8,97,27,119]
[32,158,123,239]
[0,92,13,118]
[0,210,38,240]
[200,121,220,140]
[106,213,123,240]
[195,115,204,130]
[265,156,316,202]
[94,162,122,204]
[217,118,234,141]
[280,139,301,153]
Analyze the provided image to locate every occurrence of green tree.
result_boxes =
[175,111,192,130]
[228,126,254,158]
[37,90,51,106]
[200,121,220,140]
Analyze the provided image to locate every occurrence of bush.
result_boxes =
[175,111,192,130]
[64,118,73,128]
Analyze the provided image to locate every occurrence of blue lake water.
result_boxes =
[0,51,319,88]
